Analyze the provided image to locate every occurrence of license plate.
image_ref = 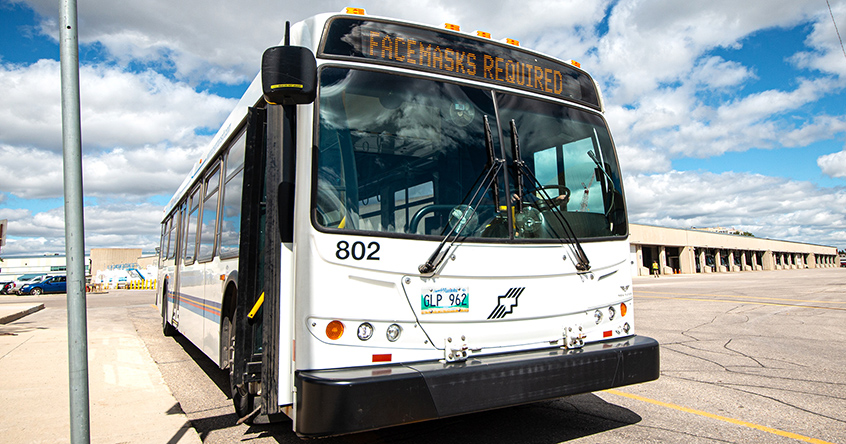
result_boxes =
[421,287,469,314]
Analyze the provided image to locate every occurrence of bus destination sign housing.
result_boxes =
[320,17,601,110]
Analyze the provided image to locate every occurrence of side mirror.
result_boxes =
[261,46,317,105]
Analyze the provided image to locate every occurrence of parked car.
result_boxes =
[21,275,67,295]
[5,273,48,295]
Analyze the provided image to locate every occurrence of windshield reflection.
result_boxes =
[314,67,626,241]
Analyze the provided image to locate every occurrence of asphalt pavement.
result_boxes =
[2,269,844,444]
[0,291,202,444]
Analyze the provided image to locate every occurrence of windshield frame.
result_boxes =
[310,63,628,244]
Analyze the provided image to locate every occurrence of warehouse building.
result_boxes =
[630,224,839,276]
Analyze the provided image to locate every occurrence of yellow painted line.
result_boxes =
[637,295,846,312]
[605,389,835,444]
[637,290,846,305]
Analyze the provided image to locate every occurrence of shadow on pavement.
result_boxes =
[135,303,642,443]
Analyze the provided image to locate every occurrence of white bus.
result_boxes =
[157,8,659,437]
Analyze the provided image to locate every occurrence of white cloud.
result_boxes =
[818,148,846,179]
[0,202,165,256]
[0,60,235,152]
[626,170,846,246]
[0,145,65,199]
[790,1,846,77]
[5,0,846,256]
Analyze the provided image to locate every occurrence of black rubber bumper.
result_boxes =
[295,335,659,437]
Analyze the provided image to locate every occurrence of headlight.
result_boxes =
[386,324,402,342]
[594,309,603,324]
[357,322,374,341]
[608,305,616,321]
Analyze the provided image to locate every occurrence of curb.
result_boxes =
[0,303,45,324]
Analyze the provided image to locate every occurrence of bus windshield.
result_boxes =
[314,67,626,241]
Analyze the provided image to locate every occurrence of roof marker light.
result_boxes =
[570,60,581,68]
[344,7,366,15]
[504,38,520,46]
[443,23,460,31]
[475,30,491,39]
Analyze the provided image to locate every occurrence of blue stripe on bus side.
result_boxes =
[167,291,222,323]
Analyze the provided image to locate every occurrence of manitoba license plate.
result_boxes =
[421,287,469,314]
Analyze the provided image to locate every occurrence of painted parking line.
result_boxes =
[605,389,836,444]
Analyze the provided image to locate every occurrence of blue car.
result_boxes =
[21,275,67,295]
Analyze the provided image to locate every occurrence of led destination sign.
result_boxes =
[320,17,600,109]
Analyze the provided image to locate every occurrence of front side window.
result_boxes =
[198,165,221,262]
[314,67,626,242]
[220,134,246,258]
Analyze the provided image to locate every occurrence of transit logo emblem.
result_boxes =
[487,287,525,319]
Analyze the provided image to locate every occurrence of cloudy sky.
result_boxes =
[1,0,845,257]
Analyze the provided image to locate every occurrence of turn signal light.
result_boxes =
[326,320,344,340]
[620,302,628,317]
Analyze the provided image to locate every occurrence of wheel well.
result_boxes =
[160,278,169,306]
[219,281,238,368]
[222,281,237,323]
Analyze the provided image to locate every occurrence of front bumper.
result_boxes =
[295,335,659,437]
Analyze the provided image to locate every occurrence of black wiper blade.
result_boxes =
[484,115,501,209]
[509,119,590,271]
[418,116,504,275]
[587,146,617,217]
[509,120,524,214]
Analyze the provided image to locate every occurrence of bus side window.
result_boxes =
[184,187,200,265]
[199,165,222,262]
[166,215,177,261]
[220,133,246,258]
[160,217,170,267]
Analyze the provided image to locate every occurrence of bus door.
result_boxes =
[232,106,269,419]
[170,205,186,327]
[230,42,314,421]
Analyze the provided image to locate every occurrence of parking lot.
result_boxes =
[131,268,846,443]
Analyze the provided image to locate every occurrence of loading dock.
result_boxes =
[629,224,838,276]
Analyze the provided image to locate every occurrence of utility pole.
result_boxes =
[59,0,91,443]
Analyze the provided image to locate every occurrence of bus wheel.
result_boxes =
[225,312,254,419]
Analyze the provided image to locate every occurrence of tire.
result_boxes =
[225,311,255,419]
[30,287,43,296]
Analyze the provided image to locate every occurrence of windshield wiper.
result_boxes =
[586,135,617,218]
[418,116,503,275]
[509,119,590,272]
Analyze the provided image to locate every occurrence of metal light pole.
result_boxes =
[59,0,91,442]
